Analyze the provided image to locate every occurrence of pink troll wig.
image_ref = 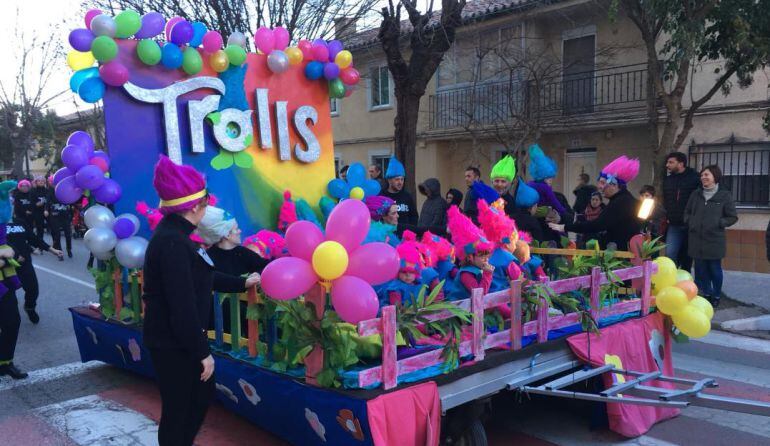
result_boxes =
[277,190,297,232]
[136,201,162,231]
[365,195,395,222]
[447,205,494,262]
[403,230,434,269]
[396,240,422,274]
[421,231,455,264]
[244,230,287,260]
[600,156,640,186]
[153,155,207,215]
[477,199,518,246]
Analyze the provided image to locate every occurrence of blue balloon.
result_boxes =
[327,178,349,200]
[304,61,324,80]
[346,163,366,188]
[70,67,99,93]
[363,179,382,197]
[161,43,183,69]
[78,77,105,103]
[189,22,207,47]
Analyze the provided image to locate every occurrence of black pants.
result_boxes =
[49,217,72,252]
[33,214,45,240]
[16,260,38,310]
[0,290,20,363]
[149,348,214,446]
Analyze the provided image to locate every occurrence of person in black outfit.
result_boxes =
[47,190,73,259]
[142,156,260,446]
[381,156,418,225]
[12,180,34,232]
[417,178,448,230]
[6,214,63,323]
[31,177,49,240]
[462,166,481,223]
[572,173,597,219]
[445,188,464,208]
[511,179,544,242]
[368,164,389,193]
[662,152,700,271]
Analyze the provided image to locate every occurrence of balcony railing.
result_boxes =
[689,139,770,209]
[428,63,648,130]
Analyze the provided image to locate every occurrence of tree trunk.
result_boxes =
[644,64,663,191]
[393,92,421,197]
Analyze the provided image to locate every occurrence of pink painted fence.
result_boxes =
[356,261,658,390]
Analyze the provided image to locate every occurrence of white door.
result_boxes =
[564,149,598,207]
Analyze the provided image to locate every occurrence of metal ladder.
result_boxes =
[519,363,770,416]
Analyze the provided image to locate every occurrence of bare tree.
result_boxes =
[90,0,379,43]
[0,18,66,178]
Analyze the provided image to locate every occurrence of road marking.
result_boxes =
[33,264,95,290]
[0,361,105,392]
[693,330,770,355]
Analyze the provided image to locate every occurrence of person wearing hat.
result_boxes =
[490,155,518,217]
[142,156,260,446]
[364,195,400,247]
[381,156,418,226]
[511,180,544,242]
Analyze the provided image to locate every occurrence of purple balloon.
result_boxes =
[323,62,340,80]
[75,164,106,190]
[92,178,122,204]
[327,40,343,61]
[261,257,317,300]
[68,29,95,52]
[52,167,74,186]
[55,176,84,204]
[312,38,327,47]
[113,217,135,239]
[135,12,165,39]
[67,131,95,156]
[61,144,90,171]
[169,20,194,45]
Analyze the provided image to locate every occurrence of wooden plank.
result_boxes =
[206,331,250,348]
[598,299,642,319]
[510,280,522,351]
[471,289,485,361]
[382,305,398,390]
[113,269,123,317]
[530,247,635,259]
[213,293,224,348]
[641,261,653,316]
[590,267,602,319]
[229,293,241,353]
[537,297,549,343]
[548,312,582,331]
[246,287,258,358]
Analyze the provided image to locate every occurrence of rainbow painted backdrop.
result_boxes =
[104,40,335,236]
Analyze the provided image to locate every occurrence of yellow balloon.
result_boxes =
[655,286,689,316]
[285,47,303,65]
[349,187,365,200]
[312,241,349,280]
[672,308,711,338]
[210,50,229,73]
[335,50,353,69]
[652,257,677,294]
[675,269,693,282]
[690,296,714,320]
[67,50,95,71]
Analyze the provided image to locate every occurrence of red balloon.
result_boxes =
[90,157,109,173]
[340,67,360,86]
[298,40,313,60]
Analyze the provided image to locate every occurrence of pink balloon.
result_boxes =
[311,44,329,62]
[254,26,275,53]
[99,61,129,86]
[272,26,290,50]
[340,67,360,86]
[331,276,379,324]
[298,40,313,60]
[165,16,184,41]
[285,221,324,261]
[326,199,370,252]
[261,257,317,300]
[85,9,102,29]
[347,243,399,285]
[201,30,223,53]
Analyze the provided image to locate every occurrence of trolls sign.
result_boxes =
[100,38,338,233]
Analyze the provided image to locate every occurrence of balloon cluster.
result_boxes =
[650,257,714,338]
[261,200,399,324]
[67,9,251,102]
[327,163,381,201]
[295,38,360,98]
[83,205,148,268]
[53,131,122,205]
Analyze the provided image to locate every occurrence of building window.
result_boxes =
[330,98,339,116]
[334,156,342,178]
[370,66,390,109]
[371,154,390,176]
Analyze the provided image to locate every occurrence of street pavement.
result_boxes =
[2,238,770,445]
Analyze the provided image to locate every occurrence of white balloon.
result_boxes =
[115,213,141,236]
[115,236,149,269]
[84,205,115,229]
[84,227,118,254]
[227,31,247,48]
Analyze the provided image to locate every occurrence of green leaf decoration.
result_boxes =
[234,151,253,168]
[243,133,253,148]
[206,111,221,125]
[211,152,234,170]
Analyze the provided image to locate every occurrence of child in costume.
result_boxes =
[0,180,27,379]
[364,195,400,247]
[421,231,457,283]
[477,200,523,292]
[376,238,443,306]
[446,206,496,301]
[511,180,544,242]
[527,144,566,215]
[402,230,443,298]
[243,230,287,260]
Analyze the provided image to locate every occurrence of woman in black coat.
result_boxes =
[142,156,259,446]
[684,165,738,306]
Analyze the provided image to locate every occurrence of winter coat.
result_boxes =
[463,187,479,223]
[564,188,641,250]
[382,188,418,226]
[663,167,700,226]
[418,178,448,229]
[573,184,598,218]
[12,190,34,221]
[766,219,770,262]
[684,187,738,260]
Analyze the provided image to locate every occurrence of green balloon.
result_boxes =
[136,39,161,65]
[91,36,118,62]
[225,45,246,66]
[115,10,141,38]
[329,79,345,99]
[182,47,203,75]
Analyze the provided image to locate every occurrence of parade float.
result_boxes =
[59,9,767,446]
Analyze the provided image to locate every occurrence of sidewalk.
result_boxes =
[716,270,770,337]
[723,270,770,311]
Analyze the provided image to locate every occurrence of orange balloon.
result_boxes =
[209,50,229,73]
[675,280,698,300]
